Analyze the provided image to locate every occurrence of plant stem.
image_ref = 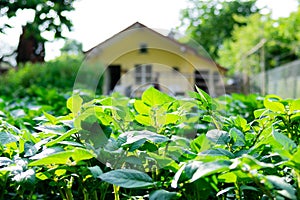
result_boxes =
[234,182,242,200]
[65,187,74,200]
[211,112,221,130]
[252,177,273,199]
[0,172,8,200]
[296,170,300,200]
[83,188,89,200]
[252,121,267,146]
[93,190,98,200]
[113,185,120,200]
[65,176,74,200]
[59,188,67,200]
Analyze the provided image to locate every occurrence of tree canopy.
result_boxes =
[60,39,83,55]
[179,0,260,59]
[218,7,300,75]
[0,0,76,65]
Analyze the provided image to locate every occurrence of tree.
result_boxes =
[60,39,83,55]
[0,0,76,65]
[218,7,300,75]
[179,0,260,58]
[276,6,300,60]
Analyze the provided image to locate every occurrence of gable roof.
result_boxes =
[85,22,227,72]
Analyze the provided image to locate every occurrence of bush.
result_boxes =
[0,54,103,115]
[0,55,82,97]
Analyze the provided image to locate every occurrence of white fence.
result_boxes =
[250,59,300,98]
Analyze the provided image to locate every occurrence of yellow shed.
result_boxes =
[84,22,227,97]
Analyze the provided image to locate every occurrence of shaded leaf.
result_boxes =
[98,169,154,188]
[150,189,179,200]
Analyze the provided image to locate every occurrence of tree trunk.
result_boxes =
[16,24,45,65]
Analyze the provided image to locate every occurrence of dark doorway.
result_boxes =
[108,65,121,92]
[194,70,209,93]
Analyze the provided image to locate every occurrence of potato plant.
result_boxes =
[0,87,299,200]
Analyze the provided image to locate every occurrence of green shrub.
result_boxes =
[0,54,103,115]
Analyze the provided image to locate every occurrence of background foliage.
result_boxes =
[0,0,76,64]
[218,9,300,75]
[0,54,103,115]
[179,0,260,59]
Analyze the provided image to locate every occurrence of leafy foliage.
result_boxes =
[0,55,104,117]
[218,6,300,74]
[61,39,83,55]
[179,0,260,58]
[0,0,76,64]
[0,87,300,199]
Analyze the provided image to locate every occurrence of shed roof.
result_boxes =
[85,22,227,72]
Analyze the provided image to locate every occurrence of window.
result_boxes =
[213,72,220,85]
[139,43,148,54]
[135,64,152,84]
[172,66,179,72]
[194,70,209,93]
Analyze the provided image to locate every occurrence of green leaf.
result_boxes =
[171,163,186,188]
[165,113,180,125]
[0,131,17,145]
[190,134,211,153]
[233,155,274,170]
[46,128,78,147]
[234,116,249,131]
[79,119,110,148]
[54,169,66,176]
[147,152,176,169]
[202,115,213,122]
[135,115,152,126]
[12,169,36,187]
[123,156,143,166]
[264,95,285,113]
[0,157,13,167]
[150,189,179,200]
[291,147,300,164]
[142,87,174,106]
[240,185,259,192]
[134,100,151,115]
[216,187,235,197]
[195,86,212,106]
[43,111,58,124]
[272,129,296,152]
[254,108,267,118]
[186,160,231,182]
[289,99,300,113]
[36,172,49,180]
[30,146,64,160]
[229,127,245,147]
[98,169,154,188]
[35,125,66,134]
[206,130,230,145]
[266,175,296,200]
[29,148,95,166]
[88,166,103,178]
[218,172,237,183]
[67,94,83,116]
[121,131,169,146]
[200,148,235,159]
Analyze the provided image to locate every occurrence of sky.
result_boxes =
[0,0,299,62]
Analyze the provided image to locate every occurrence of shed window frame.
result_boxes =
[139,43,148,54]
[135,64,152,84]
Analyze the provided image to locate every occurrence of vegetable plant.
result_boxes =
[0,86,299,200]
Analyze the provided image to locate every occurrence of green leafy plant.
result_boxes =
[0,87,299,199]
